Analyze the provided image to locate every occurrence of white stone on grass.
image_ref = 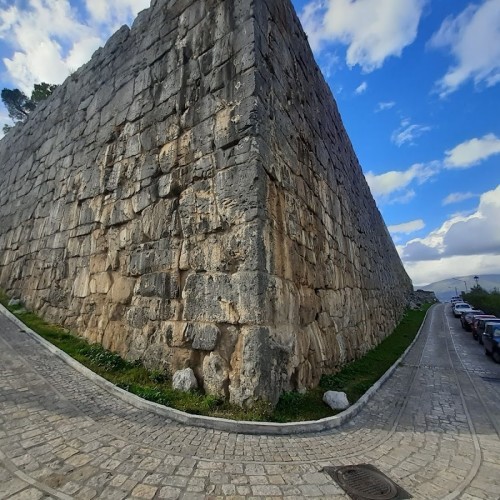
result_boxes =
[172,368,198,392]
[323,391,350,410]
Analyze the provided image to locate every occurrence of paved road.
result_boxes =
[1,303,499,499]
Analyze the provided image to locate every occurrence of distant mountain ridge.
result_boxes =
[417,274,500,302]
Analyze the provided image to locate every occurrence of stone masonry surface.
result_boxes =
[0,0,412,407]
[1,304,500,499]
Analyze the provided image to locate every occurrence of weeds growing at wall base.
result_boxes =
[0,289,430,422]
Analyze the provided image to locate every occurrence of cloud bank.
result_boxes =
[391,119,431,147]
[0,0,149,93]
[388,219,425,234]
[399,185,500,284]
[442,192,477,206]
[430,0,500,96]
[365,133,499,204]
[300,0,427,71]
[365,162,439,201]
[444,133,500,168]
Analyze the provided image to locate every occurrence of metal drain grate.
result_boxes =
[323,464,412,500]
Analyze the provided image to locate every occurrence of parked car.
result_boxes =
[450,296,462,303]
[471,315,497,340]
[477,318,500,344]
[460,310,484,330]
[483,323,500,363]
[453,302,473,318]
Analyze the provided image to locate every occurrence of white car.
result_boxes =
[453,302,473,318]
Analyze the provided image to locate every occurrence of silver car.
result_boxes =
[452,302,472,318]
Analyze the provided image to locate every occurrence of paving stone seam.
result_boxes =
[0,304,432,436]
[441,309,483,500]
[0,446,74,500]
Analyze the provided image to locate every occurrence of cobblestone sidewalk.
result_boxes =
[1,304,499,499]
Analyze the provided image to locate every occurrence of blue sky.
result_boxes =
[0,0,499,286]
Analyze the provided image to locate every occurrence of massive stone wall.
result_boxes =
[0,0,412,407]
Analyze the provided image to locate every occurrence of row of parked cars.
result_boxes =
[451,297,500,363]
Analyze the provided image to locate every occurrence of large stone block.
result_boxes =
[185,323,220,351]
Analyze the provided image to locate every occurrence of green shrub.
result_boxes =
[463,286,500,316]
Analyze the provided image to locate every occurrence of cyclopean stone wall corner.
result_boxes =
[0,0,413,407]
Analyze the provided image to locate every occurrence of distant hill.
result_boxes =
[417,274,500,302]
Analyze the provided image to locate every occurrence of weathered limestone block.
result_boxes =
[182,273,239,324]
[229,326,291,407]
[185,323,220,351]
[89,272,112,294]
[110,276,135,304]
[136,272,179,299]
[141,199,179,240]
[72,268,90,298]
[203,353,229,398]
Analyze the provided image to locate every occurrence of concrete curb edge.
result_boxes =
[0,303,432,435]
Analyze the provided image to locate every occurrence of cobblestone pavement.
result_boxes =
[1,304,499,499]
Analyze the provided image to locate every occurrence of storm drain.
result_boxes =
[322,464,412,500]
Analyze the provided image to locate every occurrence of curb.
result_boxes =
[0,303,432,435]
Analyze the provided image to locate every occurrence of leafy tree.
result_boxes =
[31,82,57,103]
[463,286,500,317]
[1,88,35,122]
[1,82,57,135]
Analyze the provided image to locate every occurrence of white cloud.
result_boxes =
[430,0,500,96]
[84,0,149,26]
[1,1,89,91]
[0,0,148,93]
[0,97,15,138]
[300,0,427,72]
[407,254,500,287]
[376,101,396,112]
[388,219,425,234]
[391,119,431,146]
[365,162,439,199]
[317,52,341,79]
[442,192,477,206]
[444,133,500,168]
[301,0,325,52]
[354,81,368,94]
[66,36,103,70]
[365,131,498,207]
[388,189,416,205]
[399,185,500,284]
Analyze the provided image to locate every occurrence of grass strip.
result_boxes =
[0,289,429,422]
[272,305,431,422]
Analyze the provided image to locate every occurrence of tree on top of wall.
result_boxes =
[31,82,58,104]
[2,82,58,135]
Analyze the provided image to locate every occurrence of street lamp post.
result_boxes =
[452,277,467,296]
